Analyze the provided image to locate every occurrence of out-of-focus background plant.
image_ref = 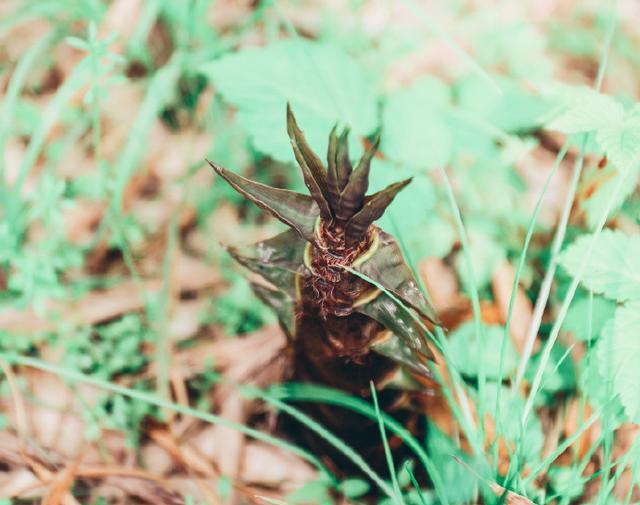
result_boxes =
[1,0,640,503]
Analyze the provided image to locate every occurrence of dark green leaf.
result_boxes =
[336,131,380,221]
[355,230,439,324]
[209,161,319,241]
[287,104,332,219]
[345,178,411,245]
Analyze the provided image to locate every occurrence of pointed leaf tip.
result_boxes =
[208,160,319,241]
[326,125,342,212]
[336,127,353,191]
[345,178,412,245]
[286,106,333,219]
[336,131,382,221]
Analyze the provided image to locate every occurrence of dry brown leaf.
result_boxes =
[42,457,82,505]
[241,442,315,488]
[141,443,174,477]
[454,455,537,505]
[211,393,246,479]
[100,475,185,505]
[62,200,105,245]
[0,253,221,333]
[488,482,537,505]
[0,469,42,499]
[26,371,85,459]
[562,398,597,461]
[167,326,285,378]
[167,299,207,342]
[419,257,460,313]
[516,144,572,228]
[2,137,26,187]
[102,0,144,49]
[168,477,222,505]
[492,261,534,354]
[149,427,216,477]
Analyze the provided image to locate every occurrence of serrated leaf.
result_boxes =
[581,165,639,230]
[596,114,640,171]
[546,90,624,134]
[560,229,640,302]
[476,22,551,79]
[598,302,640,422]
[201,40,377,162]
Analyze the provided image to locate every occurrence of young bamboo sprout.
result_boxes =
[208,105,438,474]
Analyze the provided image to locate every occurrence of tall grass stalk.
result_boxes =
[515,3,618,390]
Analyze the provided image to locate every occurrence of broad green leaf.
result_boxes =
[200,40,377,162]
[563,295,615,341]
[560,229,640,302]
[598,302,640,422]
[448,322,518,379]
[455,74,553,132]
[381,77,452,169]
[596,113,640,171]
[544,86,624,134]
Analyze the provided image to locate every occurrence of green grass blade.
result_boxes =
[520,158,626,443]
[370,381,404,504]
[0,30,55,184]
[404,461,430,505]
[13,57,95,194]
[523,409,600,487]
[242,383,397,499]
[493,141,570,474]
[515,3,618,392]
[272,382,450,505]
[110,53,183,213]
[435,164,487,441]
